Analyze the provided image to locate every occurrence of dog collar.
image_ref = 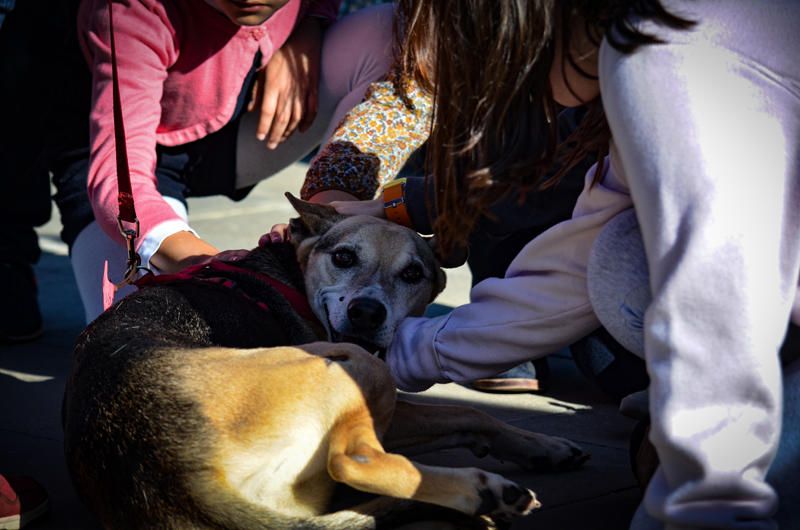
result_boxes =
[134,260,318,323]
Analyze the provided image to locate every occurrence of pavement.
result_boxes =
[0,162,642,529]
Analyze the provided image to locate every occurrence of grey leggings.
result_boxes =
[588,209,799,528]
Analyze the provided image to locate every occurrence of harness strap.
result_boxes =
[134,260,318,323]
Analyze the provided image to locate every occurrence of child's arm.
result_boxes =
[385,159,632,391]
[148,232,219,273]
[301,73,433,202]
[82,0,218,272]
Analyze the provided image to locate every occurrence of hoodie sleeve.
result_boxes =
[81,0,184,251]
[386,159,633,392]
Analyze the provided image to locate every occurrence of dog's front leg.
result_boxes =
[383,400,589,472]
[327,411,540,524]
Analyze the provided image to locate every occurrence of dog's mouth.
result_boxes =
[324,305,385,358]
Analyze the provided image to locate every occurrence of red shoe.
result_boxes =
[0,475,49,529]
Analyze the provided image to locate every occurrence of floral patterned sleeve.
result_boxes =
[301,74,433,200]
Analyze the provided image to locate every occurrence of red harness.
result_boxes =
[134,260,318,324]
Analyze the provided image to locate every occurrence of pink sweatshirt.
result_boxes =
[79,0,339,260]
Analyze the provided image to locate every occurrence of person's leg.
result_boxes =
[600,0,800,526]
[0,0,14,29]
[589,210,800,528]
[0,0,71,341]
[234,3,394,188]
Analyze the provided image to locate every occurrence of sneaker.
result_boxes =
[0,475,49,529]
[468,359,549,393]
[0,263,43,343]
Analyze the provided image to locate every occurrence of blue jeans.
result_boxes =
[0,0,73,265]
[0,0,15,29]
[588,209,799,528]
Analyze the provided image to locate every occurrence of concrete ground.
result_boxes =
[0,162,641,529]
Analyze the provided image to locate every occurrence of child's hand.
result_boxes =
[249,17,323,150]
[259,224,290,245]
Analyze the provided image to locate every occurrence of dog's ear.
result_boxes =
[426,236,469,269]
[429,266,447,303]
[424,236,456,303]
[285,192,345,239]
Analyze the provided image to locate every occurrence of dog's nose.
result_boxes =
[347,297,387,331]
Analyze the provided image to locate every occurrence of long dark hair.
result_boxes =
[393,0,694,256]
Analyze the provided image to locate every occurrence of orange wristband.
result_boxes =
[382,178,413,228]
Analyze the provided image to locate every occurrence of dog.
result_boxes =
[63,194,588,529]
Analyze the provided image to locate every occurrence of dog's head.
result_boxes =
[286,193,447,353]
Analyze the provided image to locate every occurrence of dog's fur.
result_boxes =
[63,195,588,529]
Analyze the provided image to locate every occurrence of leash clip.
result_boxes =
[115,218,149,287]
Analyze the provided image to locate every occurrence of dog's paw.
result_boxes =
[527,435,590,472]
[472,471,540,522]
[493,430,590,472]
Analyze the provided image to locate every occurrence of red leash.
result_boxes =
[105,0,146,292]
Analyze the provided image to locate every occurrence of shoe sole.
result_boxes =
[0,499,49,530]
[469,378,542,393]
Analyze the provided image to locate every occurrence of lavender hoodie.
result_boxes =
[387,3,800,529]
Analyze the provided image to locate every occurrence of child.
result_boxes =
[52,0,394,322]
[303,0,800,527]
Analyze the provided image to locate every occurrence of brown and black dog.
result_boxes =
[63,195,588,529]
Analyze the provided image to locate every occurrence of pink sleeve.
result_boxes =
[81,0,180,249]
[304,0,342,25]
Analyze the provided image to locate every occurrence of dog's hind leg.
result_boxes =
[326,411,540,524]
[383,401,589,472]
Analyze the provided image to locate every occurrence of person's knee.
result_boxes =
[320,3,394,97]
[587,209,650,357]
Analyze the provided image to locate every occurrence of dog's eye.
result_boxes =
[400,264,424,284]
[332,249,357,268]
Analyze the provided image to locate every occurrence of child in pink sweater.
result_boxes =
[51,0,393,322]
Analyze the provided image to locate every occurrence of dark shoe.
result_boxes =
[0,263,43,343]
[468,360,549,393]
[0,475,49,529]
